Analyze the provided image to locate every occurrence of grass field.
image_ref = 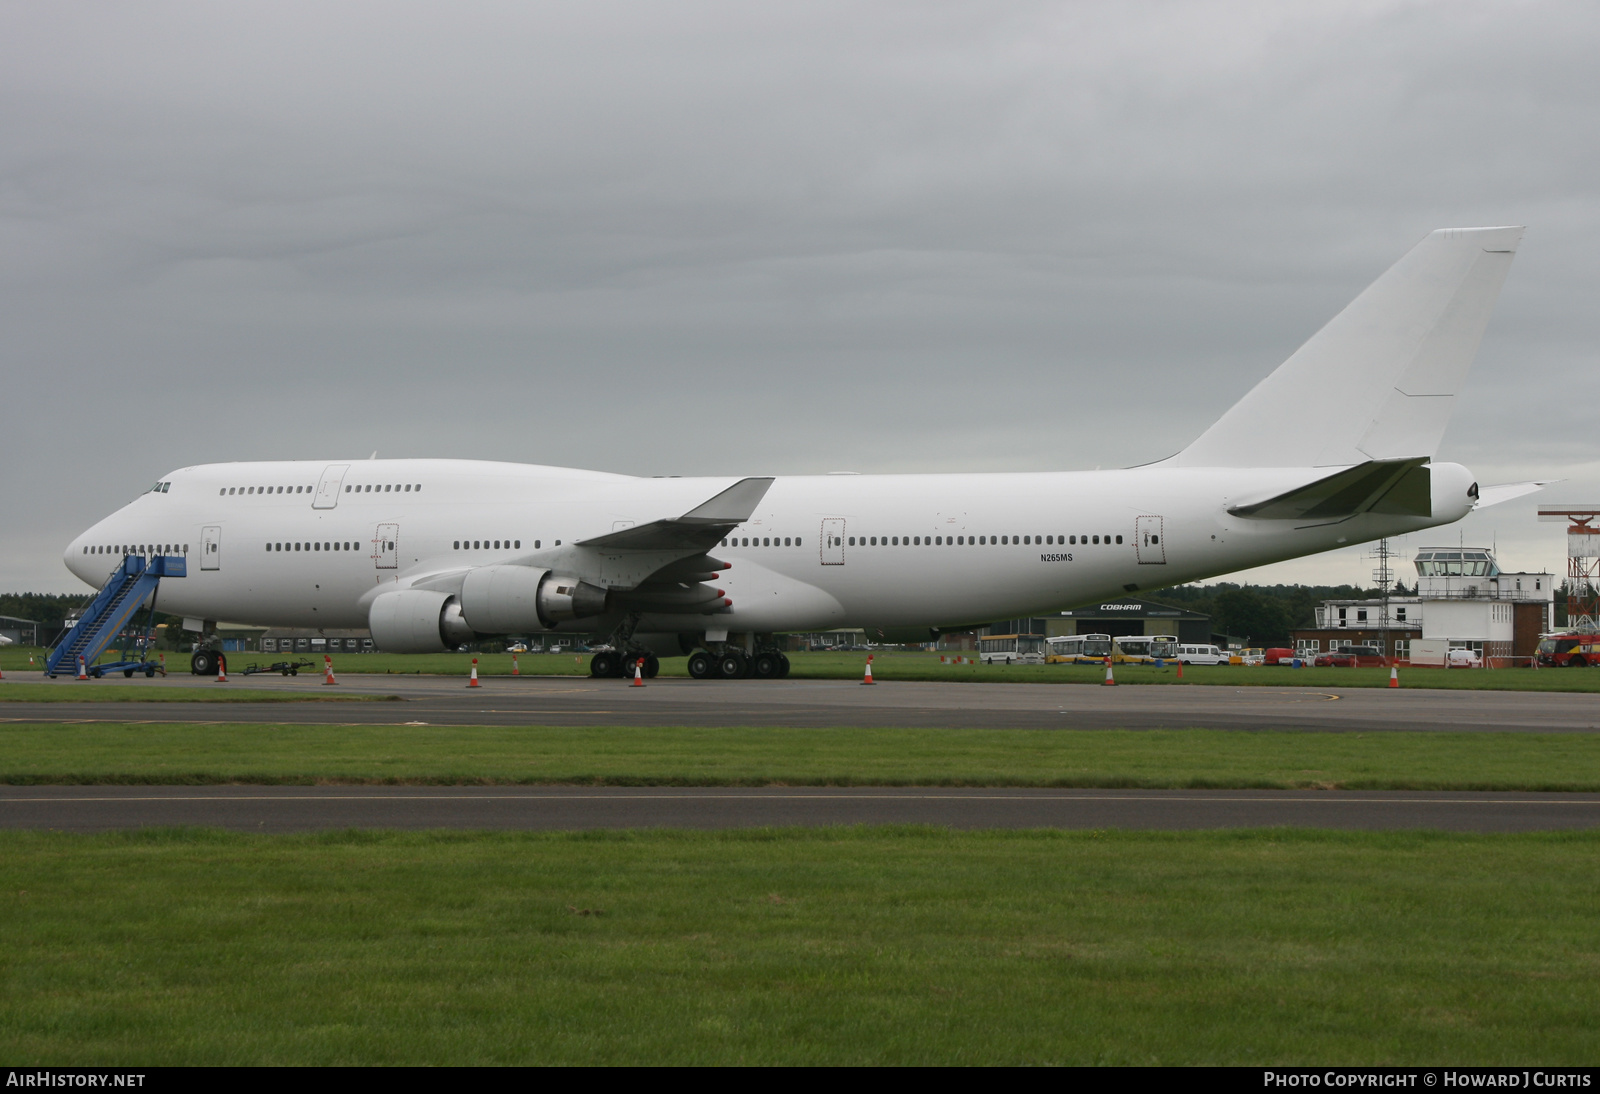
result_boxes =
[2,827,1596,1065]
[3,722,1599,790]
[6,645,1599,691]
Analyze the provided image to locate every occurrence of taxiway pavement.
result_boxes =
[4,785,1598,833]
[4,671,1599,733]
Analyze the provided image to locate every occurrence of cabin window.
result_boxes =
[763,538,770,547]
[514,540,521,548]
[795,537,801,546]
[534,540,541,549]
[1115,535,1123,544]
[415,484,421,492]
[346,485,352,492]
[453,541,460,549]
[404,484,411,492]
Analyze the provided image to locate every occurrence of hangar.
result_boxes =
[988,601,1213,644]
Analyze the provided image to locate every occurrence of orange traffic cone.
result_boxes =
[1388,664,1399,688]
[1102,657,1116,686]
[862,655,875,685]
[467,658,481,688]
[512,653,520,676]
[77,656,89,681]
[323,655,338,686]
[215,656,227,683]
[631,661,645,687]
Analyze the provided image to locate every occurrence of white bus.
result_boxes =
[1114,634,1180,664]
[979,633,1047,665]
[1046,633,1114,664]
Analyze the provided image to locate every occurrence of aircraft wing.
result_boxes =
[577,477,774,552]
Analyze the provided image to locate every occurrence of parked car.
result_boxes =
[1313,645,1387,667]
[1237,647,1265,666]
[1446,647,1483,668]
[1262,647,1298,665]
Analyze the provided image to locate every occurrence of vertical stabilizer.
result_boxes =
[1171,226,1523,468]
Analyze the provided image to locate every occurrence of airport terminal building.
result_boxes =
[1292,546,1554,663]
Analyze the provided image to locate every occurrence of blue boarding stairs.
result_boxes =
[46,554,186,678]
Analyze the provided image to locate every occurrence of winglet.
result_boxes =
[678,477,775,524]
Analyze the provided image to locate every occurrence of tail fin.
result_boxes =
[1170,226,1523,468]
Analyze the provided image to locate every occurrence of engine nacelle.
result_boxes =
[458,565,610,632]
[369,589,476,653]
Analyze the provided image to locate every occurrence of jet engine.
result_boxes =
[368,589,477,653]
[458,565,610,632]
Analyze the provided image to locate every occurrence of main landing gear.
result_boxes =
[588,649,660,679]
[686,646,790,680]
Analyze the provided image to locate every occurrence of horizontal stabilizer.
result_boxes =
[1476,481,1552,510]
[579,477,774,551]
[1229,459,1430,521]
[1172,227,1523,468]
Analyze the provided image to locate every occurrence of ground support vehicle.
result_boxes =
[240,659,317,676]
[1536,633,1600,667]
[1262,647,1297,665]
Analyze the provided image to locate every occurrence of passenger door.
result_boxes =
[373,523,398,570]
[200,525,221,571]
[1136,516,1166,564]
[820,518,846,565]
[313,464,349,510]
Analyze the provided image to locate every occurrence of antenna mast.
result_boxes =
[1538,505,1600,632]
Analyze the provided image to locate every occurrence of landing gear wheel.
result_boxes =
[643,653,660,679]
[191,649,217,677]
[777,653,791,678]
[619,652,649,680]
[687,651,716,679]
[717,651,748,679]
[752,651,781,679]
[590,651,619,678]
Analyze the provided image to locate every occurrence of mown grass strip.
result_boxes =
[1,827,1596,1065]
[4,723,1600,790]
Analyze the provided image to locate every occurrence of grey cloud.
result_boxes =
[3,0,1597,590]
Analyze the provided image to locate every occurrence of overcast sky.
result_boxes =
[3,1,1597,594]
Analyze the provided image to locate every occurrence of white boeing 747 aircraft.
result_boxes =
[63,227,1542,679]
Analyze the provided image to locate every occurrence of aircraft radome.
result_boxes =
[65,226,1545,680]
